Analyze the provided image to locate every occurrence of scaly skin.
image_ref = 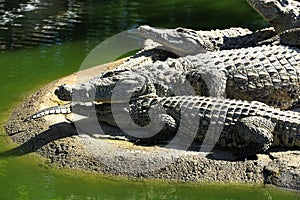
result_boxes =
[55,45,300,110]
[55,45,178,101]
[24,95,300,158]
[247,0,300,32]
[137,0,300,55]
[259,28,300,46]
[138,25,276,56]
[55,60,194,102]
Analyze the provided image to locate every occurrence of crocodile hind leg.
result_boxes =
[132,113,178,144]
[235,116,275,159]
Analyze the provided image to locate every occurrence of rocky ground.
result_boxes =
[5,59,300,191]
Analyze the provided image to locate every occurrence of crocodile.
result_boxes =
[55,44,300,110]
[54,0,300,103]
[137,25,276,56]
[24,95,300,159]
[247,0,300,33]
[137,0,300,56]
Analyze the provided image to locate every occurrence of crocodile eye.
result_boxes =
[176,28,185,33]
[176,28,198,37]
[176,27,195,33]
[102,71,115,78]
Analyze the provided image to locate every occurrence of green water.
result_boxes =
[0,0,300,199]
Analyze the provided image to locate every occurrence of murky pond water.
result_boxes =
[0,0,300,199]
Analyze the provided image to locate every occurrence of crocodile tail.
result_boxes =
[23,103,72,122]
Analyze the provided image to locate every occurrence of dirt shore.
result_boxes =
[5,60,300,191]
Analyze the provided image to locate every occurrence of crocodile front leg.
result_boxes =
[235,116,275,159]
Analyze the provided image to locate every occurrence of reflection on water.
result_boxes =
[0,0,147,50]
[0,0,268,51]
[0,0,83,49]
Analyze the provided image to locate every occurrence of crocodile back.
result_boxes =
[178,45,300,109]
[153,96,300,148]
[156,96,269,149]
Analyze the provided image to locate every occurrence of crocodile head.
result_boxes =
[247,0,300,32]
[55,69,151,103]
[138,25,213,56]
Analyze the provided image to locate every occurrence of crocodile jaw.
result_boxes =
[138,25,207,56]
[55,81,115,102]
[247,0,300,32]
[247,0,283,22]
[55,72,149,103]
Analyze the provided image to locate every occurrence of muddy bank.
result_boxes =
[5,59,300,191]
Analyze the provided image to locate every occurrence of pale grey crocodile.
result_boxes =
[105,0,299,71]
[24,95,300,159]
[137,25,276,56]
[55,44,300,110]
[137,0,300,56]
